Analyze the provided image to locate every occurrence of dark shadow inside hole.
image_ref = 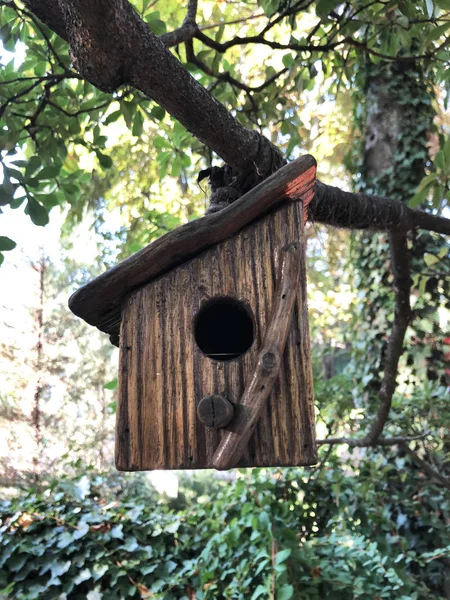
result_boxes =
[194,297,254,361]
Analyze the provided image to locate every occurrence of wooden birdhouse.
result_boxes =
[69,155,318,471]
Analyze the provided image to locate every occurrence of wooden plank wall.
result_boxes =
[116,201,317,470]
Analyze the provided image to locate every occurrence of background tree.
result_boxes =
[1,1,450,598]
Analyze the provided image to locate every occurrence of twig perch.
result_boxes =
[212,242,302,470]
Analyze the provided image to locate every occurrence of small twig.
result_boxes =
[362,232,412,445]
[185,39,288,94]
[316,431,431,447]
[199,12,265,31]
[400,443,450,491]
[316,234,412,449]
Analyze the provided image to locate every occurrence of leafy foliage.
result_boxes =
[1,464,450,599]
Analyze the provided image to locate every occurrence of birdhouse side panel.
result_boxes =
[116,201,317,470]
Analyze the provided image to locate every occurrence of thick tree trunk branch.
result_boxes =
[23,0,68,40]
[312,182,450,235]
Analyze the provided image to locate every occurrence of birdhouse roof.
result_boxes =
[68,155,316,340]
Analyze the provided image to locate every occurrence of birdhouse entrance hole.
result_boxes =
[194,297,254,361]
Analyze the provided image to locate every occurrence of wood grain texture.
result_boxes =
[212,242,302,470]
[116,201,317,470]
[69,155,317,337]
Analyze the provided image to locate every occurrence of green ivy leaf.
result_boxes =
[56,531,73,549]
[73,521,89,540]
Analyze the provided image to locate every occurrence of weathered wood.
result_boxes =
[212,242,301,470]
[197,395,234,429]
[69,155,316,337]
[115,201,317,470]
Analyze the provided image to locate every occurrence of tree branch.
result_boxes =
[311,181,450,235]
[159,0,198,48]
[316,232,412,448]
[316,431,431,447]
[399,443,450,491]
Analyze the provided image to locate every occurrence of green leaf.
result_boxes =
[73,521,89,540]
[96,151,113,169]
[148,19,167,35]
[0,180,16,206]
[443,137,450,165]
[409,187,428,208]
[275,549,292,565]
[0,252,4,266]
[424,253,439,266]
[74,568,91,585]
[0,236,16,251]
[104,379,118,390]
[250,585,267,600]
[122,537,139,552]
[111,524,124,539]
[56,531,73,549]
[165,521,180,533]
[278,585,294,600]
[37,165,60,180]
[434,150,447,172]
[316,0,340,18]
[121,100,135,128]
[26,197,49,226]
[151,106,165,121]
[132,110,144,137]
[435,0,450,8]
[426,22,450,44]
[104,109,122,124]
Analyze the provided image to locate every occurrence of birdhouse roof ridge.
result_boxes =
[68,155,317,341]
